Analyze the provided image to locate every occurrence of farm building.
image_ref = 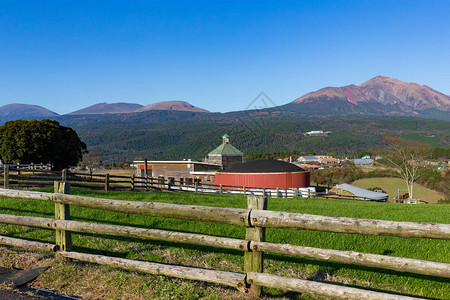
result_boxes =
[135,160,222,185]
[215,160,310,189]
[297,164,320,170]
[297,155,340,164]
[317,156,340,164]
[353,158,374,166]
[297,156,320,163]
[334,184,388,201]
[207,134,244,170]
[304,130,332,136]
[134,134,243,185]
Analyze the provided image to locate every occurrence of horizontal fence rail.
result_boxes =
[1,189,447,240]
[2,213,449,279]
[250,241,450,278]
[0,189,249,226]
[251,210,450,240]
[0,214,248,252]
[0,186,448,299]
[60,251,247,290]
[246,272,424,300]
[0,235,58,252]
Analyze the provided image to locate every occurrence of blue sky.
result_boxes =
[0,0,449,114]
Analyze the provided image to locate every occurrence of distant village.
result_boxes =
[133,133,378,191]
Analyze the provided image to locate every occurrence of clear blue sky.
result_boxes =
[0,0,449,114]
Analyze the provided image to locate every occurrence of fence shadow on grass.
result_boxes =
[264,252,450,284]
[69,232,245,259]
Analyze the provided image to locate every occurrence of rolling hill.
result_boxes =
[0,103,59,123]
[68,102,143,115]
[135,100,210,113]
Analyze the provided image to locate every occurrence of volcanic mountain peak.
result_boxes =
[135,100,210,113]
[296,84,370,105]
[292,76,450,112]
[360,76,450,109]
[68,102,143,115]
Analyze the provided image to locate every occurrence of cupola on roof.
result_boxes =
[208,134,243,156]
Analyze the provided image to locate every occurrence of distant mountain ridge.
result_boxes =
[290,76,450,116]
[1,76,449,123]
[135,100,210,113]
[0,103,59,123]
[69,102,143,115]
[67,100,209,115]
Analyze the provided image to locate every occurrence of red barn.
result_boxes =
[215,160,310,189]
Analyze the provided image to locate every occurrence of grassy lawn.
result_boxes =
[352,177,446,203]
[0,188,449,299]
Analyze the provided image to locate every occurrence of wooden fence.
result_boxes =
[1,166,318,198]
[0,183,449,299]
[1,166,384,201]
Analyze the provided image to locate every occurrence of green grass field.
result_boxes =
[0,188,449,299]
[352,177,446,203]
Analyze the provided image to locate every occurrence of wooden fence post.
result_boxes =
[105,173,110,192]
[131,174,135,191]
[243,186,246,195]
[220,184,223,194]
[3,165,9,189]
[276,187,280,198]
[61,169,67,182]
[195,181,198,193]
[54,181,72,251]
[144,159,148,177]
[245,195,267,296]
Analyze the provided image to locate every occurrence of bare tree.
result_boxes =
[382,137,429,202]
[82,151,102,174]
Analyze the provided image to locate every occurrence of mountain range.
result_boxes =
[0,76,449,124]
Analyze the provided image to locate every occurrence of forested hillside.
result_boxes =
[55,111,450,163]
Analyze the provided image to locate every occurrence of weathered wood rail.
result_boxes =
[0,185,448,299]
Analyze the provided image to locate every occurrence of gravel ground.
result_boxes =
[0,288,49,300]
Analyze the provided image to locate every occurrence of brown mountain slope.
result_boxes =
[68,102,143,115]
[292,76,450,113]
[135,101,209,113]
[360,76,450,110]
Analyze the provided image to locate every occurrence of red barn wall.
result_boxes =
[215,172,310,189]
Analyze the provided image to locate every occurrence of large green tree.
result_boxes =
[0,119,87,170]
